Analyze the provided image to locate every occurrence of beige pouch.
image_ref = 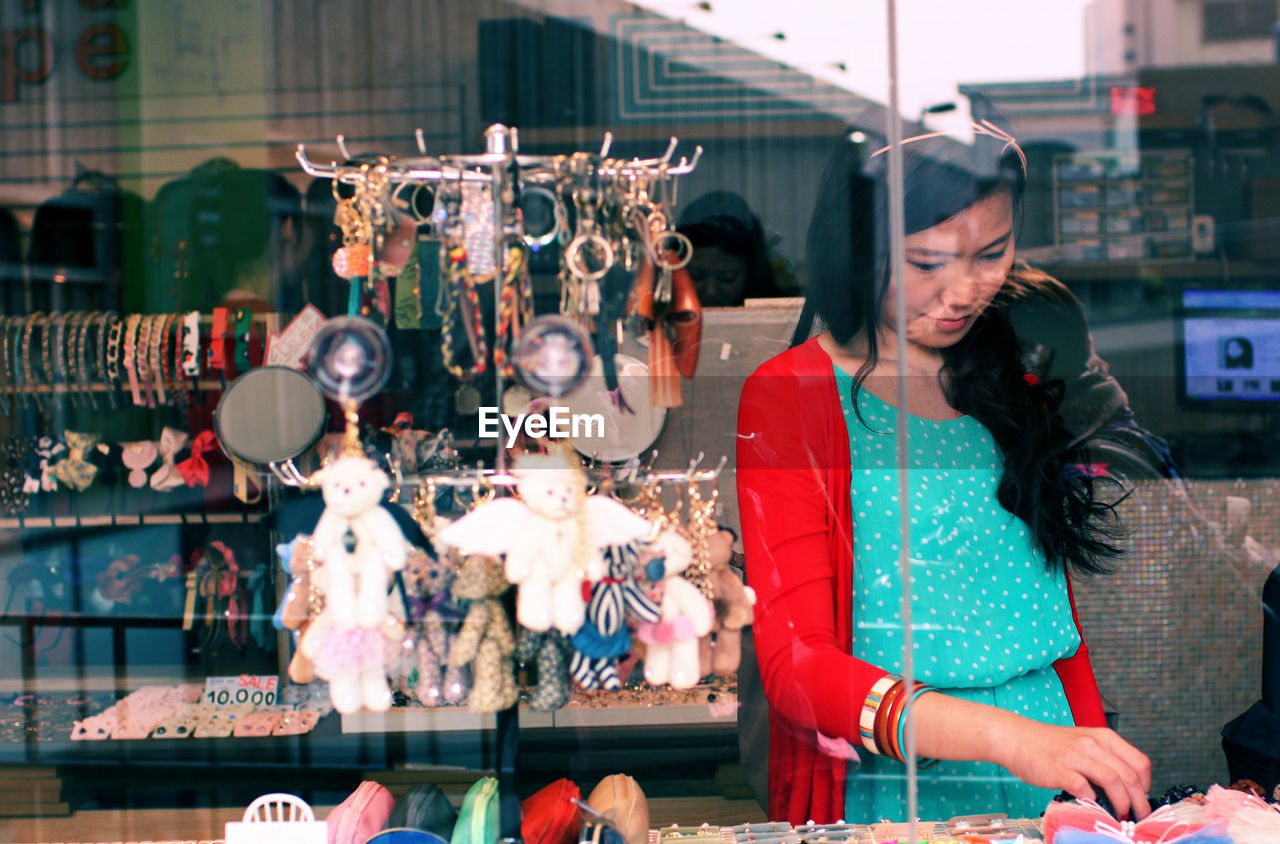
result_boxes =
[586,774,650,844]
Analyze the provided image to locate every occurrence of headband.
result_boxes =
[869,119,1028,175]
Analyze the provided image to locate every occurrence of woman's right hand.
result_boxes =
[913,691,1152,820]
[993,718,1152,820]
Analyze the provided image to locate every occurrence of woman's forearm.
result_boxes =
[908,691,1153,820]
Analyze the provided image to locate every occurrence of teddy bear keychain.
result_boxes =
[299,440,409,714]
[294,316,410,714]
[570,543,660,691]
[434,448,654,636]
[634,527,714,690]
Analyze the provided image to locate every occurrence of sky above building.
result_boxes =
[635,0,1096,132]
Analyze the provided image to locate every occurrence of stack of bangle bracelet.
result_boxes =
[859,674,941,767]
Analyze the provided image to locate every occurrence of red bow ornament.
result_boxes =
[178,430,218,488]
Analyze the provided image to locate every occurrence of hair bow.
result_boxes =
[25,437,66,494]
[89,442,124,487]
[178,430,218,488]
[121,441,159,488]
[49,431,101,492]
[150,427,190,491]
[1045,799,1220,844]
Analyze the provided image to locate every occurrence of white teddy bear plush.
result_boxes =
[435,451,653,635]
[303,454,408,713]
[637,528,714,689]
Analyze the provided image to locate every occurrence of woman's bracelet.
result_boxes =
[895,683,940,769]
[859,675,940,765]
[876,681,908,760]
[859,675,897,756]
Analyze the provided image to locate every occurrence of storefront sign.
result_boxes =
[203,675,279,707]
[3,0,131,103]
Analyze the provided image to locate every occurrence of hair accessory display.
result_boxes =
[49,431,101,491]
[0,437,32,514]
[123,313,144,406]
[180,310,201,377]
[209,307,230,375]
[136,313,157,407]
[122,440,159,488]
[233,308,253,372]
[177,430,217,488]
[83,443,120,492]
[22,313,47,413]
[150,427,190,491]
[28,437,64,494]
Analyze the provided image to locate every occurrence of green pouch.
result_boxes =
[450,776,499,844]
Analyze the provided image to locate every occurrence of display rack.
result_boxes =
[295,124,709,842]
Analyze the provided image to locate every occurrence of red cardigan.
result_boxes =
[735,337,1107,825]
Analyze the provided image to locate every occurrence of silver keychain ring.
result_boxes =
[564,232,614,282]
[652,230,693,270]
[519,186,564,248]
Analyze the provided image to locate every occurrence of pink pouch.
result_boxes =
[326,780,394,844]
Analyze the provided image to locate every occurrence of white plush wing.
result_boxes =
[434,498,534,555]
[582,495,654,550]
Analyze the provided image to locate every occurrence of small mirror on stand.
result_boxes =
[214,366,328,486]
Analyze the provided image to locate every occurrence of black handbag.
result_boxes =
[385,782,458,838]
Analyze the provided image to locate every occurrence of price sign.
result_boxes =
[203,675,279,708]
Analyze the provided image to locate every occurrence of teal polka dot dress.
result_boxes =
[835,366,1080,823]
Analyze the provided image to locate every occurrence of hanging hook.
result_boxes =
[336,134,352,161]
[415,128,427,155]
[670,145,704,175]
[658,137,678,165]
[599,132,613,158]
[685,451,705,480]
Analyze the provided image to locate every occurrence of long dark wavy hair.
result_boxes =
[792,124,1121,577]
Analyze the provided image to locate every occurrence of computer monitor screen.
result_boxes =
[1178,288,1280,408]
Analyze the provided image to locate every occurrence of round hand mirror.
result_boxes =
[562,354,666,463]
[214,366,328,472]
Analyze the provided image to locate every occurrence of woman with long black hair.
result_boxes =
[736,122,1151,824]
